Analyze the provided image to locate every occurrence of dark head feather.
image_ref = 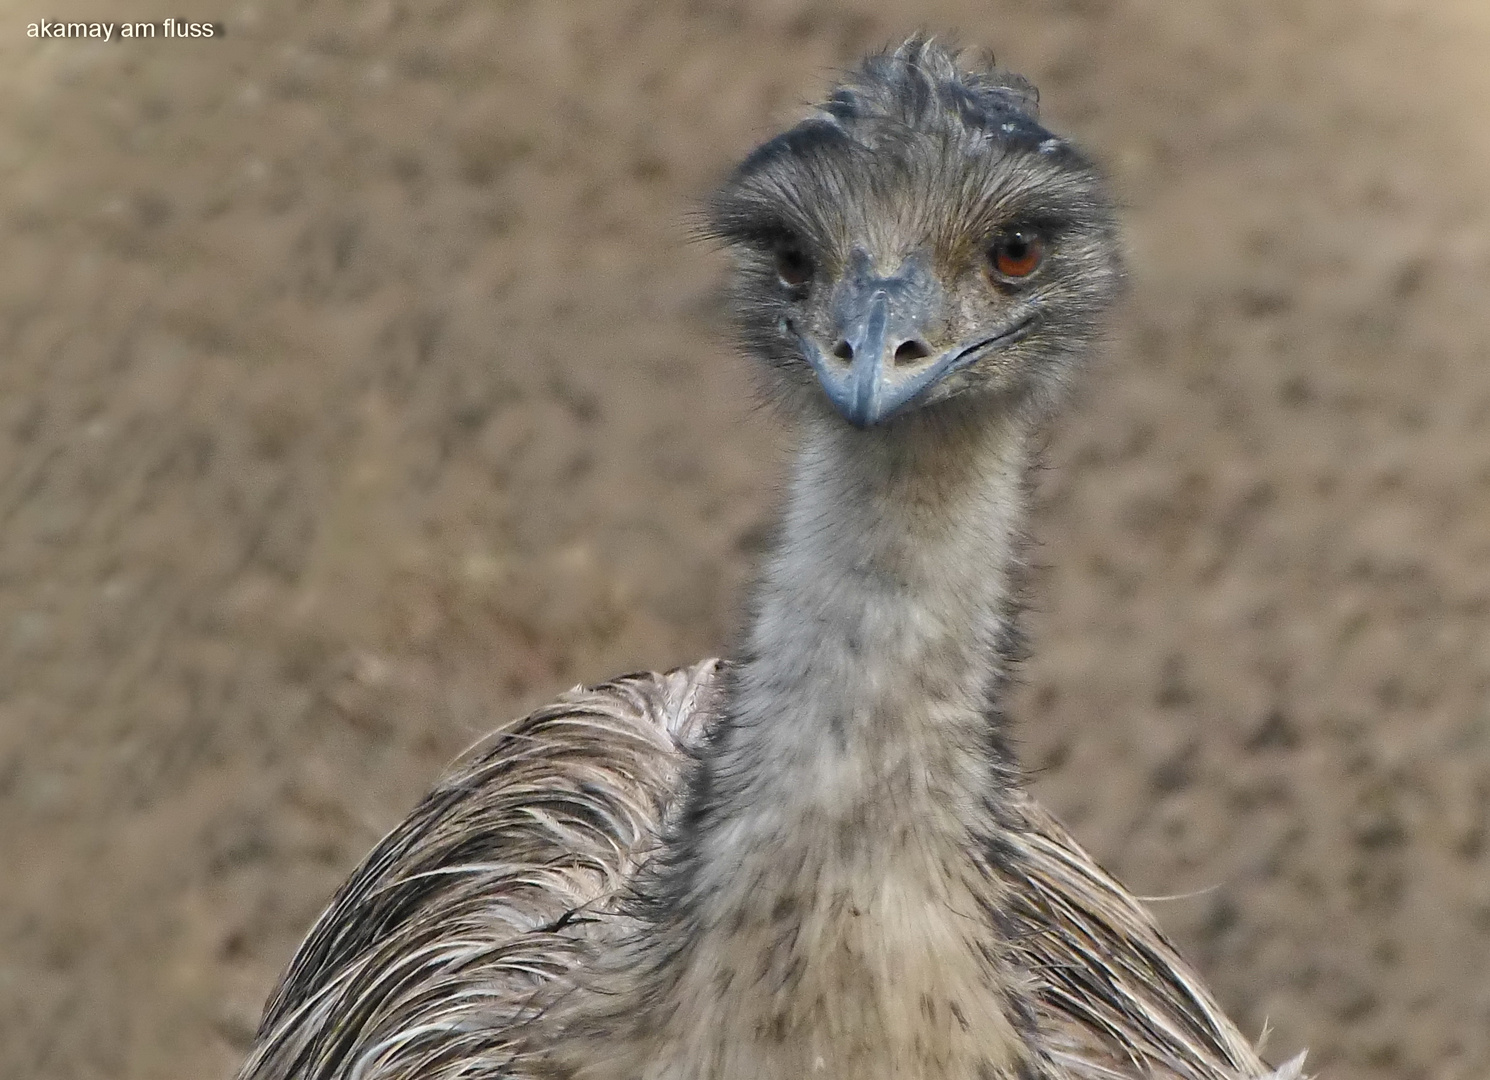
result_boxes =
[708,38,1121,428]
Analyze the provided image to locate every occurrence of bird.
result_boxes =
[237,39,1309,1080]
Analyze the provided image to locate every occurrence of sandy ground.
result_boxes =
[2,1,1489,1077]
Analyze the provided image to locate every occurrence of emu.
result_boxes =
[239,41,1307,1080]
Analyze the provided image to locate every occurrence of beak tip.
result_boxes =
[820,384,876,428]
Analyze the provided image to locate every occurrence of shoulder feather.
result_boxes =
[238,661,722,1080]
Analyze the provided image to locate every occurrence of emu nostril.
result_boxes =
[831,340,854,362]
[894,340,931,364]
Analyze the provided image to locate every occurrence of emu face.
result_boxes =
[709,42,1123,428]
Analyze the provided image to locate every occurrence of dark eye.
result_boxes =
[774,239,813,288]
[988,228,1045,281]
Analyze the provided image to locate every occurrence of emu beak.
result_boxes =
[792,252,1028,428]
[797,254,943,429]
[792,251,1037,426]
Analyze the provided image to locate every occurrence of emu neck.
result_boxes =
[725,409,1029,815]
[618,409,1041,1079]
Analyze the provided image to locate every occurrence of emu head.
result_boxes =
[708,39,1122,429]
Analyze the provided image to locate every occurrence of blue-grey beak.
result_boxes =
[790,252,1028,428]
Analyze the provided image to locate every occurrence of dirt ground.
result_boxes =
[2,1,1488,1077]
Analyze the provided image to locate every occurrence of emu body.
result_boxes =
[238,41,1307,1080]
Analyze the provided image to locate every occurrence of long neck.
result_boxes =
[720,409,1030,824]
[580,408,1045,1080]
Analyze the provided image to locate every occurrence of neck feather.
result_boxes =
[712,408,1032,828]
[767,408,1028,742]
[567,407,1045,1080]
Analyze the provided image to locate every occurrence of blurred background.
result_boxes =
[2,1,1488,1077]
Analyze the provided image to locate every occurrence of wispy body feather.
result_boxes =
[243,666,721,1080]
[242,663,1302,1080]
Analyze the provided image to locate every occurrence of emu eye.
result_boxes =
[773,240,813,289]
[988,229,1045,281]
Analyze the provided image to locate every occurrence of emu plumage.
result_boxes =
[239,41,1307,1080]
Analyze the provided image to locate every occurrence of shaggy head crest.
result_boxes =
[818,38,1051,148]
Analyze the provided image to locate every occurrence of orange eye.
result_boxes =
[989,229,1045,280]
[774,240,813,288]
